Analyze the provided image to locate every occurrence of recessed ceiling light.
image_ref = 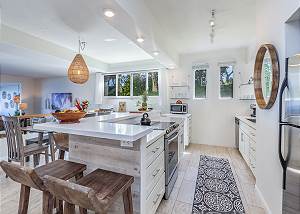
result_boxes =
[153,51,159,56]
[104,38,116,42]
[104,9,115,18]
[136,37,144,43]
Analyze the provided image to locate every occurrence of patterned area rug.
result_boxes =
[192,155,245,214]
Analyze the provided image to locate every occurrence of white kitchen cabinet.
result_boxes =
[178,122,184,161]
[238,120,256,176]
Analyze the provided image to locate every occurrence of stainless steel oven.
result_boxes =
[164,125,179,199]
[170,103,188,114]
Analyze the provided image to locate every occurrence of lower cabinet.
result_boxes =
[238,121,256,177]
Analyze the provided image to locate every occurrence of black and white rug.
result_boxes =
[192,155,245,214]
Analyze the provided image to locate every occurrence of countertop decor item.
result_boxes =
[52,110,86,124]
[68,39,89,84]
[254,44,280,109]
[140,113,151,126]
[136,91,148,111]
[75,99,89,112]
[118,102,126,112]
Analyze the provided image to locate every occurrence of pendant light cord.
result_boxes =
[78,38,87,54]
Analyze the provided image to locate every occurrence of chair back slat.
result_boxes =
[44,175,103,211]
[2,116,24,161]
[0,161,44,190]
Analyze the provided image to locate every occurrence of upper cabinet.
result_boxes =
[168,69,190,99]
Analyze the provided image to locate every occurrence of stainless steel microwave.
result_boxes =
[170,103,188,114]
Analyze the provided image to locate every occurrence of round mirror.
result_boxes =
[254,44,280,109]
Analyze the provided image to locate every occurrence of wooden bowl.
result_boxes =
[52,111,86,124]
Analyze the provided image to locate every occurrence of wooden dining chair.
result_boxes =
[2,116,49,167]
[0,159,86,214]
[44,168,134,214]
[52,133,69,160]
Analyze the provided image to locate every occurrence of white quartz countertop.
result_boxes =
[236,116,256,129]
[34,112,152,142]
[146,130,165,146]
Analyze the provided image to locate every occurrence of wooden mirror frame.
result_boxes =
[254,44,280,109]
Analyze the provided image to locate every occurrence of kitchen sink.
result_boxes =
[246,118,256,123]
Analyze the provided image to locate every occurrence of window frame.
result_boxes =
[219,63,235,100]
[193,64,208,100]
[103,70,160,98]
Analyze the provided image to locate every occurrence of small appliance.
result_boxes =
[250,104,256,117]
[170,103,188,114]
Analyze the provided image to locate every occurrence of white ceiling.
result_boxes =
[144,0,256,54]
[1,0,153,64]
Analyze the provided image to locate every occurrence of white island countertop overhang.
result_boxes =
[33,113,153,142]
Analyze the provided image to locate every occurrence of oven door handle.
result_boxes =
[167,132,179,143]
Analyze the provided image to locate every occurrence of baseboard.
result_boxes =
[255,185,273,214]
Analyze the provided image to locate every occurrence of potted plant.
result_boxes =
[137,91,148,111]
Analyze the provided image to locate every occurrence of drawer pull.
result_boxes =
[152,147,160,153]
[152,169,160,177]
[153,193,161,204]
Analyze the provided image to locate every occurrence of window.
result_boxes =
[117,74,131,96]
[103,71,159,97]
[104,75,116,96]
[148,72,159,96]
[133,73,147,96]
[194,69,207,98]
[220,65,234,98]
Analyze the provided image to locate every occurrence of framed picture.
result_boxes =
[0,83,21,116]
[51,93,72,110]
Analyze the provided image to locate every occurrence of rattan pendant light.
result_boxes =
[68,39,89,84]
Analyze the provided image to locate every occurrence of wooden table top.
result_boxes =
[18,114,51,119]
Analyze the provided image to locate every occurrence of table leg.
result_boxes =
[48,132,55,161]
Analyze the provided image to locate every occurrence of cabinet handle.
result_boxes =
[153,193,161,204]
[152,147,160,153]
[152,169,160,177]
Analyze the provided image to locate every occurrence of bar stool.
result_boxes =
[52,133,69,160]
[0,159,86,214]
[44,168,134,214]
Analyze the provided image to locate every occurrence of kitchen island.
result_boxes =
[34,112,176,214]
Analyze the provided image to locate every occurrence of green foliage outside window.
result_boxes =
[148,72,159,96]
[220,66,234,98]
[133,73,147,96]
[195,69,207,98]
[118,74,131,96]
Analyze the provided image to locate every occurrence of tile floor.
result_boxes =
[156,144,266,214]
[0,143,266,214]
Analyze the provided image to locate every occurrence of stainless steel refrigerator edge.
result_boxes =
[279,54,300,214]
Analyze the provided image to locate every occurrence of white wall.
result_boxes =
[0,73,41,113]
[255,1,300,214]
[40,74,96,113]
[173,47,254,147]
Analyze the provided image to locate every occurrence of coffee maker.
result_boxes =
[250,104,256,117]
